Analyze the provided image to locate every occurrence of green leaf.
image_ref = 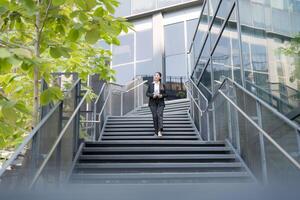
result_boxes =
[67,28,80,42]
[86,0,97,10]
[79,12,88,22]
[12,48,32,59]
[111,37,120,45]
[15,101,30,114]
[102,0,115,14]
[0,48,11,58]
[60,47,71,58]
[0,0,9,8]
[94,7,105,17]
[49,47,63,58]
[85,28,100,44]
[75,0,87,10]
[23,0,36,12]
[40,87,63,105]
[1,106,17,123]
[52,0,65,6]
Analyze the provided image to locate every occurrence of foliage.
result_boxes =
[280,33,300,82]
[0,0,132,150]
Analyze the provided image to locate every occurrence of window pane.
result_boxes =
[115,0,131,17]
[164,22,185,56]
[187,18,199,50]
[136,60,154,76]
[112,64,134,85]
[132,0,156,14]
[158,0,181,8]
[136,29,153,60]
[112,34,134,65]
[165,54,187,77]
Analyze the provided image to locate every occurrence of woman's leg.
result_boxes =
[149,105,158,134]
[157,105,164,132]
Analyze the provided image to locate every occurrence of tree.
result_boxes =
[280,33,300,83]
[0,0,132,150]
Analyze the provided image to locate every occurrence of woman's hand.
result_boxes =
[158,94,163,98]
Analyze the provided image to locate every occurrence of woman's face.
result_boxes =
[153,73,161,82]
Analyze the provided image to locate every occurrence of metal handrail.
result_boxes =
[124,80,148,93]
[29,91,90,188]
[0,78,81,177]
[0,103,62,177]
[187,77,300,131]
[184,82,204,115]
[187,77,209,106]
[187,77,300,172]
[188,0,207,54]
[219,90,300,170]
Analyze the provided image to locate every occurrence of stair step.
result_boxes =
[104,124,194,128]
[78,154,237,162]
[104,128,197,132]
[74,163,245,173]
[75,162,243,169]
[86,141,226,147]
[102,132,198,136]
[70,172,251,183]
[101,136,199,140]
[106,121,193,125]
[81,147,231,154]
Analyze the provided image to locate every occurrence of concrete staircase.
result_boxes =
[69,99,253,184]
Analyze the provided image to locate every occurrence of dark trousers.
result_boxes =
[149,104,164,134]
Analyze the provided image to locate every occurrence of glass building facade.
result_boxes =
[101,0,300,118]
[190,0,300,118]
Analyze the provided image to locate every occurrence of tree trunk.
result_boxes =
[33,1,41,127]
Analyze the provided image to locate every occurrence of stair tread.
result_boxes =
[71,172,250,179]
[79,154,236,160]
[75,162,243,169]
[101,136,199,140]
[82,147,231,152]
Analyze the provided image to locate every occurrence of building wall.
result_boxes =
[97,1,203,84]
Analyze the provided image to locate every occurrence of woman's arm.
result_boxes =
[159,84,168,98]
[146,84,153,98]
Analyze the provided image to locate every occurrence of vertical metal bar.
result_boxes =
[93,102,96,141]
[191,86,195,120]
[197,92,201,133]
[56,102,63,183]
[256,102,268,184]
[120,92,123,116]
[227,101,233,143]
[207,107,211,141]
[235,0,245,87]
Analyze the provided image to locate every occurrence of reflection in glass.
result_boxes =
[211,5,241,90]
[164,22,185,56]
[113,64,134,85]
[132,0,156,14]
[136,29,153,60]
[158,0,182,8]
[136,60,154,76]
[112,34,134,66]
[165,54,187,77]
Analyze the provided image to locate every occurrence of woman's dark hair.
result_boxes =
[155,72,162,82]
[155,72,164,90]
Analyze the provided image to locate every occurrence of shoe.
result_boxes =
[158,131,162,137]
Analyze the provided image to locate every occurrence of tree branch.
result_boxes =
[38,0,52,42]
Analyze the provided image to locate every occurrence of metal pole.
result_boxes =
[120,92,123,116]
[256,102,268,184]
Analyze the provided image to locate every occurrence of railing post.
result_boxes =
[120,92,123,116]
[93,102,97,141]
[256,102,268,184]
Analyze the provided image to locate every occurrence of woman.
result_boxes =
[146,72,167,137]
